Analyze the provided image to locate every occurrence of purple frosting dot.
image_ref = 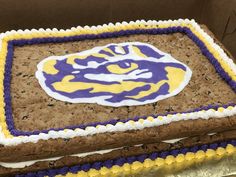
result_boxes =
[230,140,236,146]
[127,156,136,163]
[115,157,126,166]
[92,162,102,170]
[137,154,148,162]
[149,152,158,160]
[190,146,199,153]
[69,166,80,174]
[81,163,91,172]
[170,149,180,156]
[180,148,189,154]
[103,160,114,168]
[200,144,208,151]
[159,151,169,158]
[209,143,218,150]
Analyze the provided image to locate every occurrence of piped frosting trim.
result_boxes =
[0,105,235,146]
[0,19,235,146]
[15,140,236,177]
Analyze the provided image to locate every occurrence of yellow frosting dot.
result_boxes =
[176,113,182,117]
[96,125,101,129]
[227,106,234,110]
[158,116,163,120]
[111,165,124,174]
[63,129,69,133]
[138,119,145,124]
[143,159,155,168]
[116,122,124,126]
[226,144,235,154]
[176,154,185,163]
[74,171,88,177]
[195,150,206,159]
[147,116,154,122]
[216,147,226,156]
[122,163,131,172]
[131,161,143,171]
[88,169,100,177]
[185,152,195,161]
[217,107,225,113]
[67,173,78,177]
[165,155,175,165]
[167,114,172,118]
[155,158,165,166]
[206,149,216,158]
[99,167,110,176]
[209,108,216,112]
[128,120,135,125]
[214,52,220,58]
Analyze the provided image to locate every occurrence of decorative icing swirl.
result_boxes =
[36,42,192,107]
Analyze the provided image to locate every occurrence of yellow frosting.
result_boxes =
[165,66,186,92]
[42,60,59,75]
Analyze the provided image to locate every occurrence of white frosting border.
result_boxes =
[0,19,235,146]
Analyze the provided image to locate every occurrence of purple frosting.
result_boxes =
[15,140,236,177]
[2,26,236,136]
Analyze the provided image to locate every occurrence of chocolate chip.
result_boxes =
[165,106,174,112]
[141,144,148,150]
[16,72,22,76]
[47,104,54,107]
[49,161,55,167]
[64,138,70,142]
[22,115,28,120]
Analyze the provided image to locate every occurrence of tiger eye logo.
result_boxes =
[36,42,192,107]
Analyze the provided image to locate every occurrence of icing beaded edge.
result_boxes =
[15,140,236,177]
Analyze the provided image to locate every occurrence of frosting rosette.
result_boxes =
[36,42,192,107]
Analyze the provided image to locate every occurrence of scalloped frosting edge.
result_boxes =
[15,140,236,176]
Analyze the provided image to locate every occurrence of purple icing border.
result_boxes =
[15,140,236,177]
[3,27,236,136]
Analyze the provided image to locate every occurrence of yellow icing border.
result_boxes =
[54,144,236,177]
[0,19,235,140]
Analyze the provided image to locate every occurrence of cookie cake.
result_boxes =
[0,19,235,176]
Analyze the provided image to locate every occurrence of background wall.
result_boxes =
[0,0,235,57]
[201,0,236,59]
